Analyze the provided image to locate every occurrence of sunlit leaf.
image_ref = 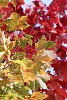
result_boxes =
[18,21,30,30]
[12,59,33,71]
[22,69,36,83]
[30,92,48,100]
[20,16,28,22]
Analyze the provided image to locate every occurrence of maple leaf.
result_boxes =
[35,36,46,50]
[0,0,66,99]
[13,83,30,97]
[30,92,48,100]
[12,59,33,71]
[47,80,67,100]
[44,40,56,49]
[22,69,36,83]
[4,12,30,31]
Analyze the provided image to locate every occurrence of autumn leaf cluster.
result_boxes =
[0,0,67,100]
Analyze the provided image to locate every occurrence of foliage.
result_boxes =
[0,0,67,100]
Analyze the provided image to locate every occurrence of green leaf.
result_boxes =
[19,39,26,48]
[4,12,29,31]
[28,81,40,92]
[0,51,5,58]
[13,52,26,60]
[25,34,33,46]
[0,92,23,100]
[21,59,33,67]
[44,40,56,49]
[13,84,29,97]
[35,80,40,91]
[4,19,17,31]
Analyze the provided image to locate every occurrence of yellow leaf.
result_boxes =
[20,16,28,21]
[22,69,36,83]
[18,21,30,30]
[12,60,27,70]
[10,12,20,21]
[35,36,46,50]
[9,41,15,50]
[4,19,17,31]
[30,92,48,100]
[34,50,44,62]
[0,78,10,86]
[7,74,23,83]
[0,32,2,37]
[12,0,17,9]
[4,12,30,31]
[42,55,52,62]
[0,0,8,9]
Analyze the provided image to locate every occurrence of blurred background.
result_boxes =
[24,0,53,6]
